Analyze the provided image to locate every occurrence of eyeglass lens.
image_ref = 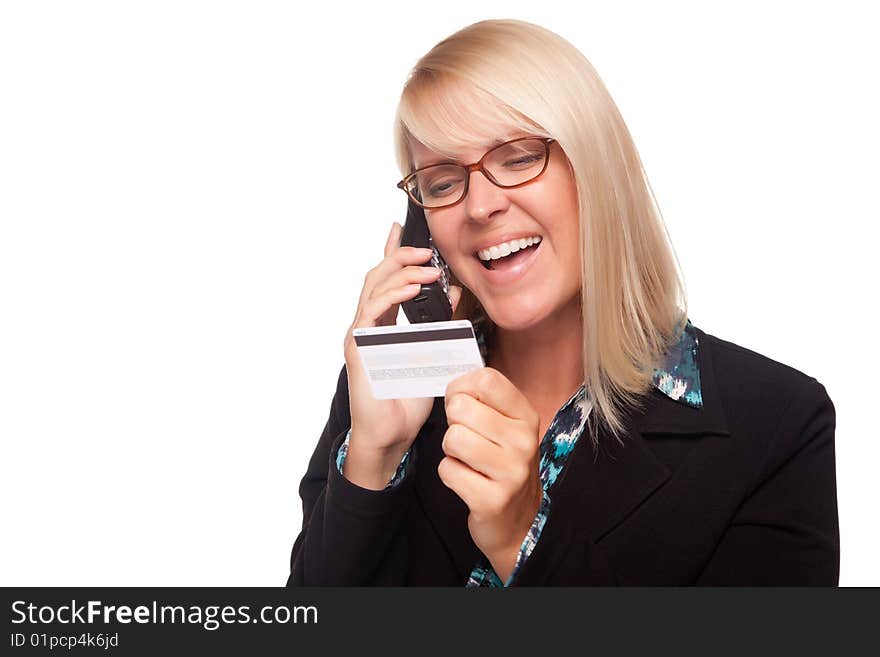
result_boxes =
[407,138,548,208]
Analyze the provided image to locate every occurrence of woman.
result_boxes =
[286,19,839,586]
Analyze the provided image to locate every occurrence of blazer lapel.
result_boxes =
[553,324,732,545]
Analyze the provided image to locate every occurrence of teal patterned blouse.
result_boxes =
[336,317,703,586]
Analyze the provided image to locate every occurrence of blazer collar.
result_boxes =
[637,319,731,437]
[414,318,731,582]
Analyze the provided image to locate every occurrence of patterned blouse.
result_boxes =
[335,317,703,586]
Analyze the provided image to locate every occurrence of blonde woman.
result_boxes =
[286,19,839,586]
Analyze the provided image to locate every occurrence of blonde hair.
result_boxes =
[392,19,688,448]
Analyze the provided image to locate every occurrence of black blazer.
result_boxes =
[286,325,839,585]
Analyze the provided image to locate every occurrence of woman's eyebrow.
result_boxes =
[414,136,521,169]
[415,155,459,168]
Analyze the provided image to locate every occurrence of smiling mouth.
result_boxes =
[477,242,541,270]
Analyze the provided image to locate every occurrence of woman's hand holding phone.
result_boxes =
[342,221,463,490]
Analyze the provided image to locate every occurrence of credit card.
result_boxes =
[353,319,485,399]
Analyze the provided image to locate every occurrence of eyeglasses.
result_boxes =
[397,136,555,210]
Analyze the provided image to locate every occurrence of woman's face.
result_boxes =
[411,137,582,332]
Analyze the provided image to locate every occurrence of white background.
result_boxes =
[1,1,876,586]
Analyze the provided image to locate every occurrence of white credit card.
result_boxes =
[353,319,485,399]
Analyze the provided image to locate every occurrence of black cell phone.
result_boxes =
[399,198,453,323]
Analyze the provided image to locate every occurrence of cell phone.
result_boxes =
[399,198,453,323]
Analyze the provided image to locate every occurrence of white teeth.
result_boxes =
[478,236,541,261]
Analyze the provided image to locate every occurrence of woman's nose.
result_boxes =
[463,169,508,223]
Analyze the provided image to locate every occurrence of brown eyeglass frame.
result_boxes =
[396,136,556,210]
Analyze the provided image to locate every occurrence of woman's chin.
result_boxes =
[479,302,549,332]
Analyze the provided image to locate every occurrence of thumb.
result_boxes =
[449,285,463,315]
